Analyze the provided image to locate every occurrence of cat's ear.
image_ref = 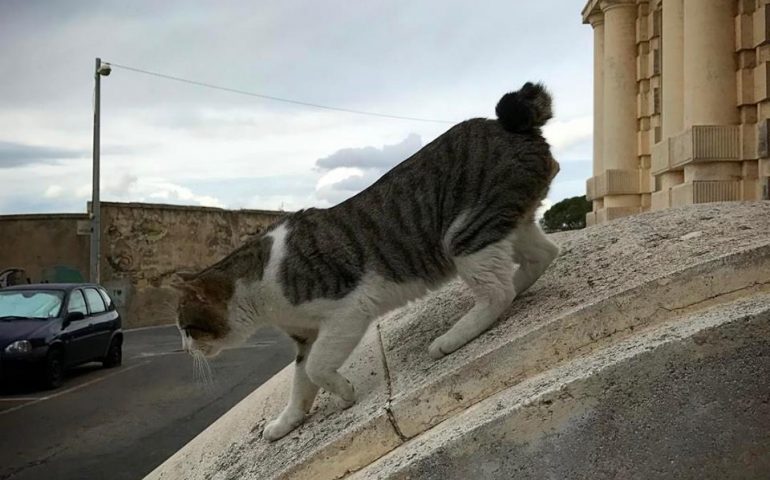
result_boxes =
[171,270,198,291]
[177,270,197,281]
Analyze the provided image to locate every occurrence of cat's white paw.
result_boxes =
[333,377,357,409]
[339,396,356,410]
[428,334,457,359]
[335,380,357,409]
[262,414,303,442]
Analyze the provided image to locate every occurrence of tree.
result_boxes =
[540,195,592,233]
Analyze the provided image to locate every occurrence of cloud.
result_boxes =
[536,198,553,220]
[104,175,224,208]
[9,172,223,213]
[552,160,591,184]
[313,134,422,205]
[316,167,364,190]
[315,167,368,205]
[0,141,86,168]
[43,185,64,198]
[542,116,592,157]
[0,0,594,213]
[186,174,319,211]
[315,133,422,170]
[111,173,139,197]
[75,184,92,199]
[102,144,142,156]
[147,185,222,208]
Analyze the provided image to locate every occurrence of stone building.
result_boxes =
[582,0,770,225]
[0,202,284,328]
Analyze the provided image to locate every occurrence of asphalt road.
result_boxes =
[0,325,294,480]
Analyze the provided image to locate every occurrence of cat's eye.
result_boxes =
[184,325,208,334]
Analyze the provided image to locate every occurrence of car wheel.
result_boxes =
[102,338,122,368]
[43,350,65,389]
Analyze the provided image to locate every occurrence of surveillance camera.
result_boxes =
[97,63,112,76]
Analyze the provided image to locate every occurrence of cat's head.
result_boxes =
[172,236,274,358]
[173,271,235,358]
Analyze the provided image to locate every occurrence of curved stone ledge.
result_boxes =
[146,202,770,480]
[351,295,770,479]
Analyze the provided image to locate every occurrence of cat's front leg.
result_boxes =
[304,317,369,407]
[263,335,319,441]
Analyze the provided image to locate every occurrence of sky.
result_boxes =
[0,0,593,216]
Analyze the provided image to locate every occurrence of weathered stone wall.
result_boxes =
[98,202,284,328]
[0,202,285,328]
[0,213,90,283]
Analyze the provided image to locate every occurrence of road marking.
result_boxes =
[0,360,150,416]
[124,323,176,333]
[0,397,43,402]
[132,350,186,359]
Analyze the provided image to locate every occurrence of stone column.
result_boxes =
[590,12,605,177]
[662,0,684,138]
[676,0,741,205]
[601,0,639,210]
[657,0,685,194]
[682,0,738,127]
[589,12,605,213]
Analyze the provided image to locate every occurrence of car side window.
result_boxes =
[67,290,88,315]
[97,287,114,311]
[84,288,107,314]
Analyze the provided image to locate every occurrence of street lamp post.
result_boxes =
[90,57,111,284]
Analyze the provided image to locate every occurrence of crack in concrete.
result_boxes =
[389,274,770,441]
[0,444,66,480]
[376,322,407,442]
[658,281,769,314]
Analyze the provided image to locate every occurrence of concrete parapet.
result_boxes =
[351,295,770,480]
[146,202,770,480]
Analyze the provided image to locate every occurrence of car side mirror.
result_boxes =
[63,311,85,328]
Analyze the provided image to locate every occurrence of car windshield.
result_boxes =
[0,290,64,320]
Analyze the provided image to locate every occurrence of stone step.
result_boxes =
[347,294,770,479]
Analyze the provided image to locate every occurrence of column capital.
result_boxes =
[600,0,637,13]
[587,11,605,27]
[581,0,601,24]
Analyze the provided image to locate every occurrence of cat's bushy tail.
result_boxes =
[495,82,552,133]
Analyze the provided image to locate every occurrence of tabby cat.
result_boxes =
[173,82,560,441]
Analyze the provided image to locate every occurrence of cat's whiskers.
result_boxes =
[190,348,216,392]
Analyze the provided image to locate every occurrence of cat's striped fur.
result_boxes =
[174,82,561,441]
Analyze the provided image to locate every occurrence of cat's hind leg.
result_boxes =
[263,330,319,441]
[304,317,369,407]
[511,221,559,295]
[429,235,516,359]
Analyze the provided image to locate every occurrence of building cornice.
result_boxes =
[582,0,602,23]
[583,0,635,24]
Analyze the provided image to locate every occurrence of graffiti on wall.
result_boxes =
[0,268,27,288]
[0,265,85,287]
